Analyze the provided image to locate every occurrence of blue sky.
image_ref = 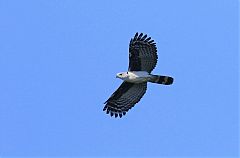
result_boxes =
[0,0,238,157]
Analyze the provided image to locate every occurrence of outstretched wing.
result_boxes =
[129,32,158,73]
[103,82,147,118]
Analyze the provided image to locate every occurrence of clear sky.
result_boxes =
[0,0,238,157]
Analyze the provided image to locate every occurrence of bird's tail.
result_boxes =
[149,75,174,85]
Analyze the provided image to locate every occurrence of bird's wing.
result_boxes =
[103,82,147,118]
[128,32,158,73]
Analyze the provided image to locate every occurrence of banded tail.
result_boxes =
[149,75,174,85]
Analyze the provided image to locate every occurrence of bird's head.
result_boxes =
[116,72,128,79]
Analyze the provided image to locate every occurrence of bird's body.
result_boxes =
[104,33,174,118]
[117,71,150,83]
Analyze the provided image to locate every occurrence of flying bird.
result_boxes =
[104,32,173,118]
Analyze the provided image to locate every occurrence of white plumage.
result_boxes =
[116,71,151,83]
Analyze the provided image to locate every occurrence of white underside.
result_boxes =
[122,71,151,83]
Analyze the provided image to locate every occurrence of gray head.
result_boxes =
[116,72,128,79]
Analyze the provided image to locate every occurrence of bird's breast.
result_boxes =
[125,71,150,83]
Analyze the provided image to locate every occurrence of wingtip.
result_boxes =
[103,106,127,118]
[134,32,138,39]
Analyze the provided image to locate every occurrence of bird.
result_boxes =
[103,32,174,118]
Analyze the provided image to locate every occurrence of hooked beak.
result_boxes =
[116,73,120,78]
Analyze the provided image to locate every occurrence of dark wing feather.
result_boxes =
[129,32,158,73]
[103,82,147,118]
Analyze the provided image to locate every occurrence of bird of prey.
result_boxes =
[103,32,173,118]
